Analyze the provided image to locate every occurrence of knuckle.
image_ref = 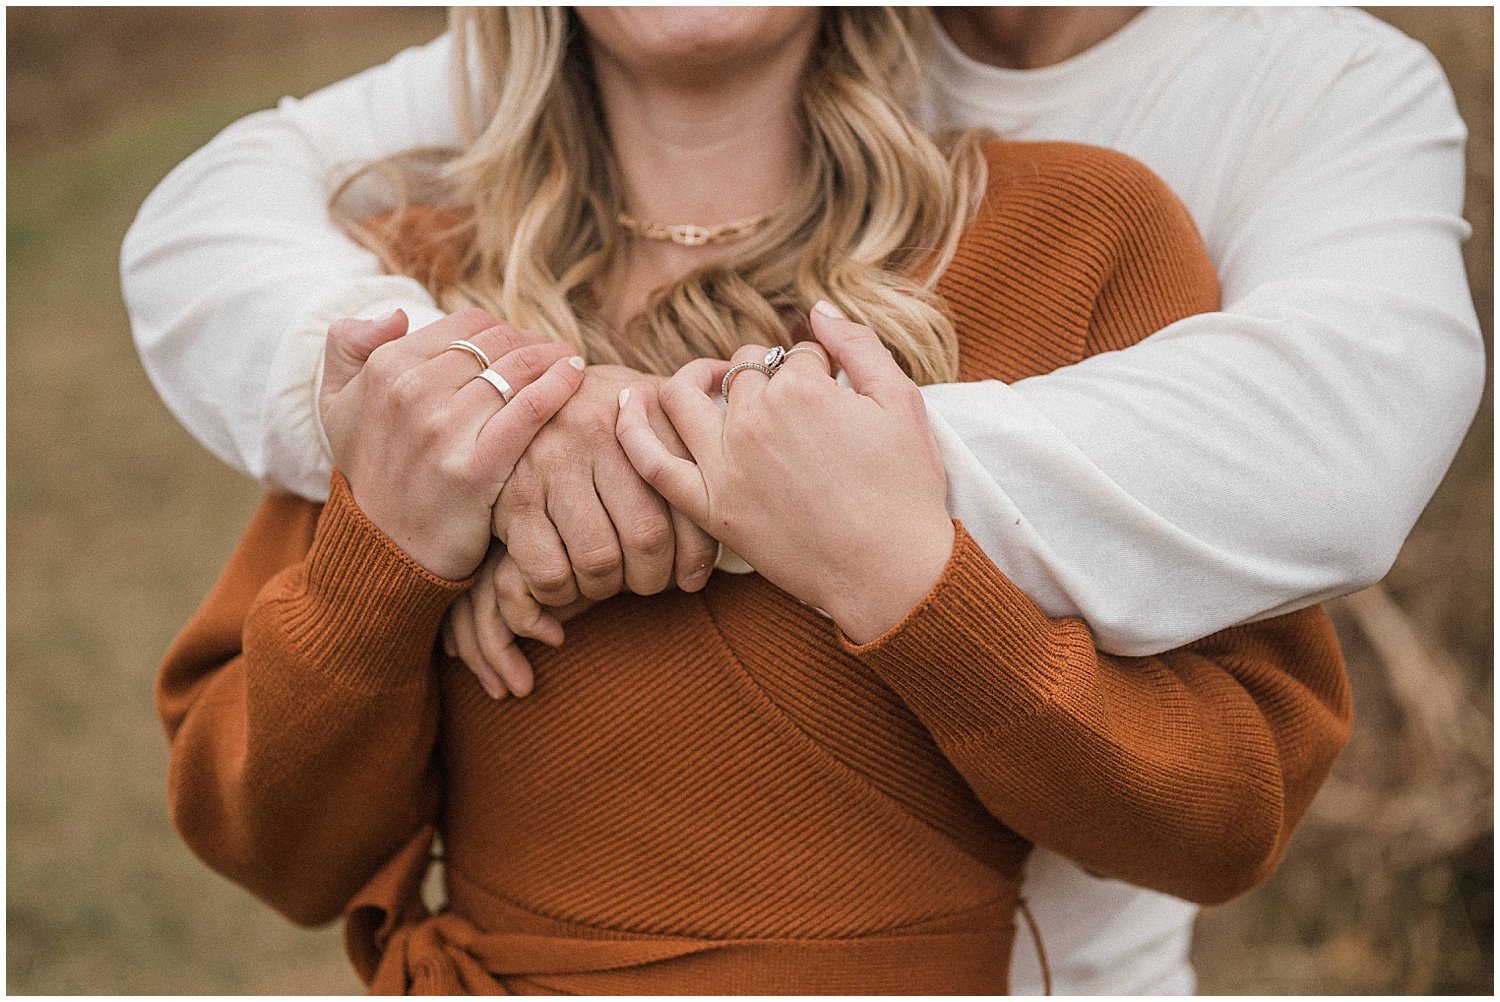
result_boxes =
[511,389,552,427]
[365,343,404,382]
[489,319,542,351]
[581,410,615,442]
[523,431,564,464]
[776,374,821,407]
[387,367,426,407]
[435,451,475,489]
[659,376,690,411]
[511,342,560,379]
[729,343,768,365]
[734,411,774,447]
[497,592,541,630]
[621,512,673,557]
[450,306,498,333]
[499,472,545,513]
[639,454,672,489]
[526,563,575,598]
[573,543,622,582]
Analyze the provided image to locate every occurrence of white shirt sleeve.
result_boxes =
[922,32,1482,654]
[121,34,458,501]
[120,27,1483,655]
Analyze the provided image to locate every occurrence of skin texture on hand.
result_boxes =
[442,543,596,699]
[493,364,719,605]
[318,308,585,581]
[617,304,957,644]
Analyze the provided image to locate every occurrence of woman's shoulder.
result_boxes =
[359,206,472,292]
[973,138,1200,245]
[941,140,1218,376]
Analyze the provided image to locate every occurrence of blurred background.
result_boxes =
[6,6,1491,994]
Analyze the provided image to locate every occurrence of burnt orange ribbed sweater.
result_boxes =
[157,141,1352,994]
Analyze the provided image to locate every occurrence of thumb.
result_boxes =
[808,300,904,402]
[323,309,409,395]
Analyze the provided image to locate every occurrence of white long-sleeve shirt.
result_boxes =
[119,7,1482,994]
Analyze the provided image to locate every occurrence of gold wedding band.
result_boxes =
[445,339,492,372]
[474,368,513,402]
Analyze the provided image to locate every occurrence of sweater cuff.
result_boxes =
[269,471,473,692]
[842,521,1093,738]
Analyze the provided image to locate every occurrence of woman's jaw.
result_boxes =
[576,6,820,93]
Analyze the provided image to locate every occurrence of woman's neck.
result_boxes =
[935,7,1143,69]
[588,30,812,323]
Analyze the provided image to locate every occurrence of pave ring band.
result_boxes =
[720,361,774,401]
[444,339,493,372]
[474,368,513,402]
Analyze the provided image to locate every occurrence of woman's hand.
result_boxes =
[616,303,955,644]
[319,308,585,581]
[442,543,596,699]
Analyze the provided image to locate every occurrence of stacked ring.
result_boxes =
[723,345,833,400]
[444,339,493,372]
[720,361,775,401]
[783,345,830,372]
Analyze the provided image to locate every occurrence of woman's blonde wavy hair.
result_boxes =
[336,7,986,385]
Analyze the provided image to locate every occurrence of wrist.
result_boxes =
[828,518,956,645]
[341,472,479,582]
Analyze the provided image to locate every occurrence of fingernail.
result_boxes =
[812,299,845,319]
[568,356,586,370]
[478,671,503,700]
[681,565,712,592]
[619,387,631,407]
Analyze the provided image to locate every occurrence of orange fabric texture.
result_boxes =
[157,141,1352,994]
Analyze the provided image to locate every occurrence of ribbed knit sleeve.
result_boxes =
[157,473,467,926]
[847,519,1351,906]
[847,141,1349,906]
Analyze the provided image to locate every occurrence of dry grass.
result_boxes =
[6,7,1491,994]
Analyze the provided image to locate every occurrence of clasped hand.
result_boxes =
[319,307,584,582]
[326,305,957,700]
[616,304,956,645]
[319,308,715,701]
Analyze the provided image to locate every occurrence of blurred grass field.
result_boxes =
[6,7,1491,994]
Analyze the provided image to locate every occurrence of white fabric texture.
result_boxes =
[119,7,1483,995]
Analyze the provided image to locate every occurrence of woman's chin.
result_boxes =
[576,6,820,87]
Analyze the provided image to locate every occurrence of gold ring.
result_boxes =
[474,368,513,402]
[444,339,492,372]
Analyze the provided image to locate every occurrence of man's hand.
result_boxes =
[493,364,719,607]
